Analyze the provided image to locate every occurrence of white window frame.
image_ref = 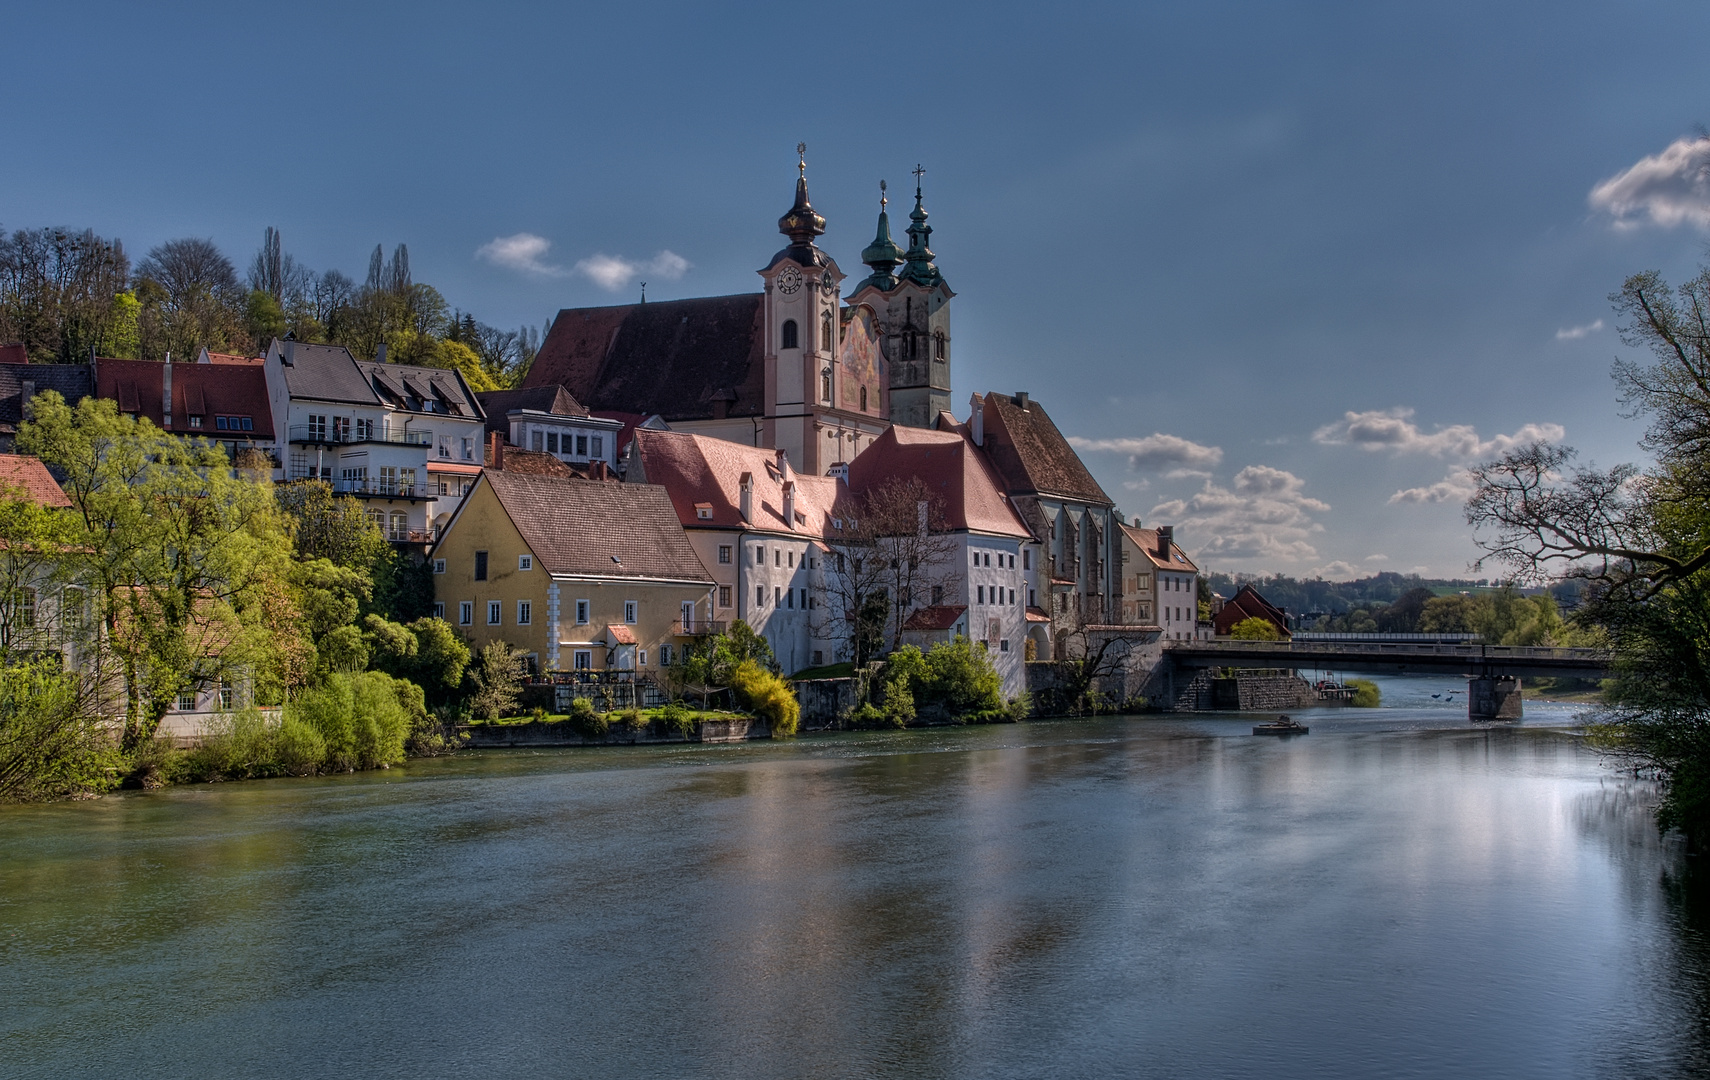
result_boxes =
[573,649,592,671]
[623,600,638,625]
[518,554,533,571]
[517,600,531,625]
[576,599,590,624]
[434,602,445,619]
[487,600,502,625]
[638,649,648,667]
[459,601,473,625]
[433,558,446,574]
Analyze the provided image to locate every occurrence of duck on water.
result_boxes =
[1254,715,1309,736]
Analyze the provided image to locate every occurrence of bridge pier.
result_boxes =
[1469,676,1522,721]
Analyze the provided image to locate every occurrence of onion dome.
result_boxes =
[899,168,943,289]
[854,182,905,292]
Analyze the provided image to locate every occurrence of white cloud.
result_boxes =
[1389,468,1477,505]
[1312,561,1361,581]
[574,250,691,292]
[1164,468,1212,481]
[1122,479,1150,492]
[1069,433,1223,471]
[1589,136,1710,229]
[477,232,567,276]
[1312,407,1563,459]
[1555,319,1604,341]
[1365,554,1388,563]
[1150,465,1328,564]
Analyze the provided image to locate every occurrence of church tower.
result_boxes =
[759,147,889,473]
[847,169,953,428]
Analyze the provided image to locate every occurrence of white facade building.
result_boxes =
[261,339,487,544]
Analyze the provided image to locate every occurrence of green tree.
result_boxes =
[364,615,470,707]
[244,289,287,348]
[1229,617,1283,641]
[468,640,524,721]
[1467,265,1710,842]
[102,291,140,359]
[18,391,291,748]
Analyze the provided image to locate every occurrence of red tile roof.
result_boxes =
[523,295,765,423]
[199,350,263,365]
[1120,524,1200,574]
[1212,584,1290,638]
[845,425,1032,538]
[903,604,967,632]
[496,448,576,477]
[94,358,274,439]
[632,429,850,536]
[606,624,637,644]
[470,470,713,584]
[977,392,1113,506]
[0,454,71,507]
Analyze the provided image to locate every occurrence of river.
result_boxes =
[3,676,1708,1079]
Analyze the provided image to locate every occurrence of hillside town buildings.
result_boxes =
[0,154,1222,703]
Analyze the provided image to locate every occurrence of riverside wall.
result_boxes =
[464,718,771,748]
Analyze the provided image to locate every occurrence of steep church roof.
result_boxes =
[977,391,1113,507]
[522,294,765,423]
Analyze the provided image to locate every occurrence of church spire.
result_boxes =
[899,164,942,288]
[777,141,826,247]
[856,180,905,293]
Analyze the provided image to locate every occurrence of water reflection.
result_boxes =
[0,713,1701,1079]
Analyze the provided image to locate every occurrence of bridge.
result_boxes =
[1162,639,1612,720]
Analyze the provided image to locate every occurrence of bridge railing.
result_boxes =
[1165,639,1612,664]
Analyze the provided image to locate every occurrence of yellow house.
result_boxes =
[431,470,715,674]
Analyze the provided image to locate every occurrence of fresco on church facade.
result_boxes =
[839,306,883,415]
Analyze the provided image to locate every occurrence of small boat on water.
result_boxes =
[1254,715,1309,736]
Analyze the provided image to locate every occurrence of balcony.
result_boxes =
[387,528,436,545]
[286,473,434,501]
[288,424,433,447]
[671,619,726,637]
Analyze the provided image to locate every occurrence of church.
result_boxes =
[520,155,955,472]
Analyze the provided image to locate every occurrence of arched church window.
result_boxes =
[934,330,946,359]
[821,369,832,403]
[821,311,834,353]
[781,320,798,350]
[860,386,868,411]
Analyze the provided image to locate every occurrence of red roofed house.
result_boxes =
[845,423,1035,694]
[627,428,851,675]
[95,356,277,465]
[429,469,713,677]
[1212,584,1291,639]
[1119,524,1206,642]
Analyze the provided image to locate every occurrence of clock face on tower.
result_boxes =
[777,266,802,295]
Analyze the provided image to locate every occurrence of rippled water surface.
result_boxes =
[4,676,1708,1079]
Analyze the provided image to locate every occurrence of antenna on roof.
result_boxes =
[639,281,646,304]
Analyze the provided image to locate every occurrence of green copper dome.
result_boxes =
[855,202,905,292]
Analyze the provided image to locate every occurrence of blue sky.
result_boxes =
[6,0,1710,579]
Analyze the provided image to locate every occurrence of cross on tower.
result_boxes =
[913,163,926,196]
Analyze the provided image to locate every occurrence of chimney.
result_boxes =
[775,447,789,477]
[1015,391,1029,410]
[376,342,388,364]
[487,430,504,470]
[1157,525,1173,559]
[20,379,34,417]
[738,472,754,523]
[282,340,296,366]
[162,356,173,428]
[783,481,796,530]
[969,392,985,446]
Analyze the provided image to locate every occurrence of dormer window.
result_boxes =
[781,319,798,350]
